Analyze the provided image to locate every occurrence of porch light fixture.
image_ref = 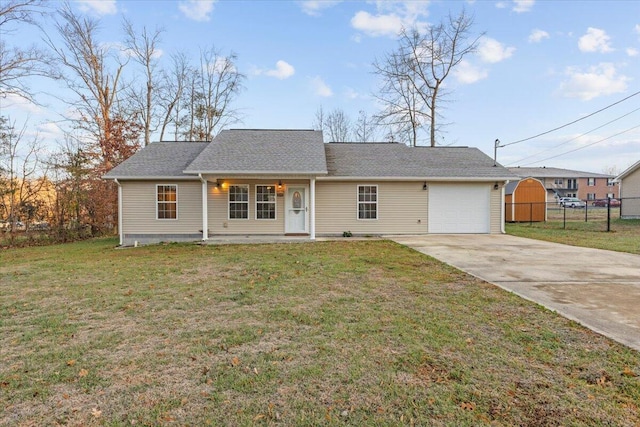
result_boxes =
[216,179,224,188]
[493,183,499,190]
[422,182,428,190]
[278,180,283,190]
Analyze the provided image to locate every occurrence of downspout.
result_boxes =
[114,179,123,246]
[501,181,507,234]
[199,174,208,241]
[310,177,316,240]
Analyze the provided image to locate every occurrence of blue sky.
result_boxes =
[4,0,640,175]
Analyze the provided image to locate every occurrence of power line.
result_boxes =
[507,106,640,165]
[501,89,640,147]
[519,124,640,166]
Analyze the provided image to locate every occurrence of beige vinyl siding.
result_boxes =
[207,179,303,234]
[316,181,428,235]
[121,181,202,234]
[620,168,640,218]
[490,187,503,233]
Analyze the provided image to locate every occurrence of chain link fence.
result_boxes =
[506,197,640,232]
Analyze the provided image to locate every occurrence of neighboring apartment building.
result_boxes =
[508,167,619,203]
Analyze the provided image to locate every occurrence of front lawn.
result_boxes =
[1,238,638,426]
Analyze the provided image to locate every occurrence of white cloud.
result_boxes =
[300,1,341,16]
[578,27,613,53]
[262,60,296,80]
[559,63,629,100]
[351,11,404,37]
[350,2,429,38]
[635,24,640,35]
[528,29,549,43]
[2,93,42,114]
[453,60,488,84]
[37,122,64,142]
[344,87,359,99]
[627,48,639,57]
[478,37,515,63]
[310,76,333,97]
[495,2,508,9]
[77,0,117,15]
[513,0,535,13]
[179,0,216,22]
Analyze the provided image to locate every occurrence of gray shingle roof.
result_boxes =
[103,131,519,181]
[325,143,517,179]
[504,180,519,195]
[103,142,209,179]
[184,129,327,174]
[509,167,614,179]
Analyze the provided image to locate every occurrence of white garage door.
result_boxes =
[428,183,491,233]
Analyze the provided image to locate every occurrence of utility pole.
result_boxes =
[493,139,502,166]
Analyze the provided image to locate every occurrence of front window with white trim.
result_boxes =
[229,185,249,219]
[157,184,177,220]
[357,185,378,220]
[256,185,276,220]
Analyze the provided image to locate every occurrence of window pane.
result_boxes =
[256,185,276,219]
[157,185,177,219]
[357,186,377,220]
[229,185,249,219]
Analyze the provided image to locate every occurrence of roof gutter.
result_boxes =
[316,176,517,182]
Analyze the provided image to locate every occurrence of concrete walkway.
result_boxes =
[387,234,640,352]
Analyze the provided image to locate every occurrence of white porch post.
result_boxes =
[310,177,316,240]
[115,179,123,246]
[199,174,208,241]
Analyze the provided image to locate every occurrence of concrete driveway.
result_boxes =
[387,234,640,352]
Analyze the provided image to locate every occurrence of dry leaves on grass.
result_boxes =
[460,402,476,411]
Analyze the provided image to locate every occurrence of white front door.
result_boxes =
[285,186,309,234]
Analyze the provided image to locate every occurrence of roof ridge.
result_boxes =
[227,128,317,131]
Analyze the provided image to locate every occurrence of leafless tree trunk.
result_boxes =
[190,47,244,141]
[313,106,355,142]
[325,108,351,142]
[312,105,325,132]
[46,3,127,169]
[373,9,481,147]
[158,52,190,141]
[123,19,163,146]
[353,110,378,142]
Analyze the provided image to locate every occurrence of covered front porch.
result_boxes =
[198,176,318,241]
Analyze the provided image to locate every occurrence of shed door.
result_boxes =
[428,183,491,233]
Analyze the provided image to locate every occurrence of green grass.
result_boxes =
[506,218,640,254]
[1,238,639,426]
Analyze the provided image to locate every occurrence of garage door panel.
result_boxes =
[429,183,490,233]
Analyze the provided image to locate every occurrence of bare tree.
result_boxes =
[353,110,378,142]
[123,19,164,146]
[46,3,129,169]
[0,117,48,236]
[312,106,353,142]
[185,47,244,141]
[0,0,55,103]
[373,9,481,147]
[312,105,325,132]
[325,108,351,142]
[158,53,190,141]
